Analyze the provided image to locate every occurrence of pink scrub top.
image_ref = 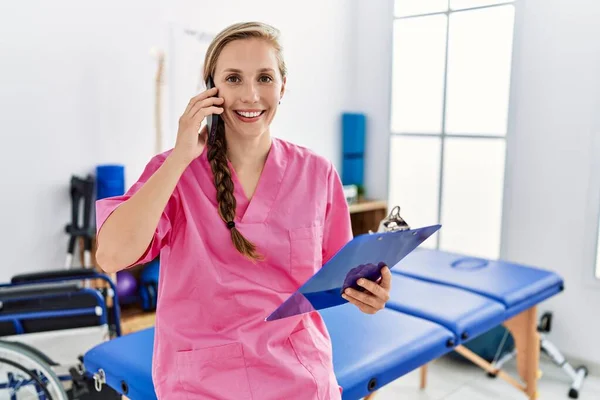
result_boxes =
[96,137,353,399]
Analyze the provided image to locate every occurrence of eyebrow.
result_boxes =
[223,68,276,74]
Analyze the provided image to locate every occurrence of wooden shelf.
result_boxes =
[349,199,387,214]
[349,199,388,236]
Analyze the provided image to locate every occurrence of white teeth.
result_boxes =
[236,111,262,118]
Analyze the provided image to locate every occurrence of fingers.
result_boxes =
[355,276,390,302]
[189,96,225,119]
[379,266,392,291]
[183,87,218,115]
[193,106,224,126]
[341,292,379,314]
[343,287,384,310]
[342,266,393,315]
[180,103,224,133]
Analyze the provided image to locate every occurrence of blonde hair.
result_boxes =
[204,22,287,82]
[203,22,286,262]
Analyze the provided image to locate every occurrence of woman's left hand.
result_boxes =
[342,266,392,314]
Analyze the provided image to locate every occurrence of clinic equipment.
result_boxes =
[0,269,122,399]
[65,175,95,269]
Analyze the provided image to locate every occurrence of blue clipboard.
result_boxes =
[265,223,441,321]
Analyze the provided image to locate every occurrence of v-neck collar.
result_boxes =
[198,137,288,225]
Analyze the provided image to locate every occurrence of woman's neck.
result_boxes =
[225,131,272,173]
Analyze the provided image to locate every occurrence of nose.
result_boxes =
[240,81,260,103]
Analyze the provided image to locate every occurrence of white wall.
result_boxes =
[501,0,600,369]
[0,0,355,280]
[0,0,163,278]
[352,0,395,202]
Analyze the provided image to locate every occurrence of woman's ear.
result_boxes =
[279,76,286,103]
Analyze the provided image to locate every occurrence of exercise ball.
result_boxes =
[140,259,160,284]
[116,270,138,305]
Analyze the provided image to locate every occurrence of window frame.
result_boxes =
[386,0,517,257]
[583,107,600,287]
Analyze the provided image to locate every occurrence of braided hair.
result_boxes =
[203,22,287,261]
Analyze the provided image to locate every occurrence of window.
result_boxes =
[596,227,600,279]
[594,130,600,280]
[388,0,516,259]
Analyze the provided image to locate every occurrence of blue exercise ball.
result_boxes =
[140,259,160,284]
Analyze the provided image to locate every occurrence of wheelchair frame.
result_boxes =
[0,269,123,399]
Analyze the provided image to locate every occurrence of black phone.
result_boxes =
[205,76,219,145]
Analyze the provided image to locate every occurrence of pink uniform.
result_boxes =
[96,137,353,399]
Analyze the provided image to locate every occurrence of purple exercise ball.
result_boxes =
[116,271,138,303]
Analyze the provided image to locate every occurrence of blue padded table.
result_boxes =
[83,327,155,400]
[388,248,564,400]
[322,303,453,399]
[82,305,455,400]
[393,248,564,319]
[385,273,507,345]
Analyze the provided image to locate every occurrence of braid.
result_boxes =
[207,121,263,262]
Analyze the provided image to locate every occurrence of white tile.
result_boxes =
[370,354,600,400]
[443,382,522,400]
[579,373,600,397]
[365,384,438,400]
[503,355,600,399]
[363,355,481,399]
[434,354,600,399]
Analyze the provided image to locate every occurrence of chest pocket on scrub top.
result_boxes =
[289,225,324,285]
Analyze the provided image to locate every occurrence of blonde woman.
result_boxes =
[95,21,392,399]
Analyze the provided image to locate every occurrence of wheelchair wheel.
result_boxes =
[0,340,68,400]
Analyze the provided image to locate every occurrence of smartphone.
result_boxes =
[205,76,219,145]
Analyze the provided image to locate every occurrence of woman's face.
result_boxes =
[213,38,285,141]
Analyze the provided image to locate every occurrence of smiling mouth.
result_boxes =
[234,110,265,118]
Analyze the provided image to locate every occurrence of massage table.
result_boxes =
[82,248,563,399]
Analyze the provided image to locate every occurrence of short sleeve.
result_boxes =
[95,154,179,267]
[321,162,353,264]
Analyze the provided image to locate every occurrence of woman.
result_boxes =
[95,21,392,399]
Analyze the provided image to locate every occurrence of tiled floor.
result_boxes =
[368,354,600,399]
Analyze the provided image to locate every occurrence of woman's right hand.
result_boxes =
[171,87,224,166]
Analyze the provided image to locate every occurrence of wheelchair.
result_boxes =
[0,268,123,399]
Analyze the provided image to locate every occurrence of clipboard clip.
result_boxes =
[371,205,410,234]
